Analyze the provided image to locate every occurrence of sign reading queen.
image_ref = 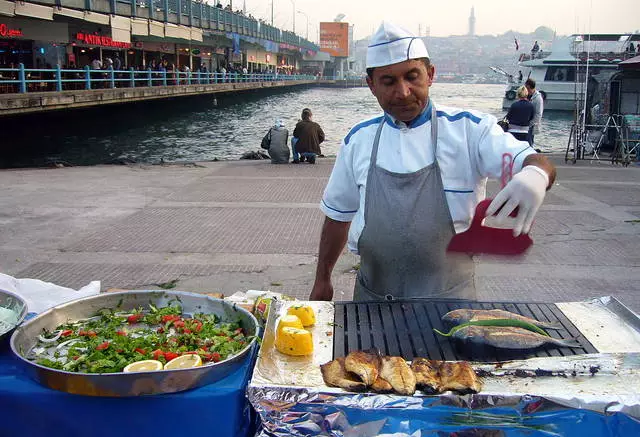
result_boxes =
[76,33,131,49]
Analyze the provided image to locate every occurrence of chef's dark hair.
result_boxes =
[525,78,536,89]
[301,108,312,120]
[366,57,431,79]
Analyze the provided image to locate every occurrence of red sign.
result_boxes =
[76,33,131,49]
[0,23,23,38]
[320,22,349,57]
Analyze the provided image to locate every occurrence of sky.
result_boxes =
[235,0,639,41]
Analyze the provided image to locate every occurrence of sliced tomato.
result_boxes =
[152,349,164,360]
[157,327,165,334]
[163,352,179,361]
[96,341,110,351]
[211,352,221,362]
[193,320,203,332]
[234,328,244,335]
[61,329,74,337]
[183,329,192,334]
[161,315,180,323]
[115,330,127,336]
[127,314,143,324]
[87,331,97,337]
[134,348,147,355]
[79,330,96,337]
[173,320,185,329]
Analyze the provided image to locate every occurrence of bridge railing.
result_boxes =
[0,64,317,94]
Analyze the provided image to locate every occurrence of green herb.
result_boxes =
[433,318,549,337]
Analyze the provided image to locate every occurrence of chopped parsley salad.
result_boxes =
[28,302,251,373]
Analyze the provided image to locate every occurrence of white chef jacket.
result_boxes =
[320,100,537,254]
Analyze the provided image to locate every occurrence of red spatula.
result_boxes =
[446,153,533,256]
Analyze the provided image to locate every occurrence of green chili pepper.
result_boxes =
[433,318,550,337]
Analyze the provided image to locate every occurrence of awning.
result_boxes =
[53,7,84,20]
[83,11,109,25]
[165,23,191,41]
[131,18,149,36]
[620,55,640,69]
[190,27,203,42]
[149,20,164,38]
[0,0,15,17]
[14,2,52,20]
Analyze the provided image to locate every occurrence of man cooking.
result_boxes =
[309,22,555,302]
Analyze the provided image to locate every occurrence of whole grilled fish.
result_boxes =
[452,325,581,350]
[443,309,562,330]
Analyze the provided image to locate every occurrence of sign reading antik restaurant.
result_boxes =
[0,23,24,38]
[76,33,131,48]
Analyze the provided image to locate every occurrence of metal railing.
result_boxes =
[0,65,317,94]
[12,0,319,52]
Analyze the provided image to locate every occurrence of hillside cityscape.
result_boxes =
[350,8,557,84]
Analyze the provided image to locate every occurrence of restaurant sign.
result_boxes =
[0,23,24,38]
[75,33,131,49]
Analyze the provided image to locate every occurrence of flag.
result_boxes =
[514,37,519,51]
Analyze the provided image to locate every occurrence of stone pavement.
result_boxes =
[1,157,639,311]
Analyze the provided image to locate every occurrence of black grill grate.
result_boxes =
[333,300,598,362]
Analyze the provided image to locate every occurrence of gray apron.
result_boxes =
[353,105,475,301]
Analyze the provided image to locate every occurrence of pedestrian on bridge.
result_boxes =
[309,21,555,302]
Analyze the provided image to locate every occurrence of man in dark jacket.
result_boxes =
[292,108,325,164]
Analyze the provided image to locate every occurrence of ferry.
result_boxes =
[497,34,640,111]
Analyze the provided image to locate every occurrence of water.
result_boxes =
[0,84,573,168]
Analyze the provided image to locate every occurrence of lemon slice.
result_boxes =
[123,360,163,373]
[164,353,203,370]
[287,305,316,326]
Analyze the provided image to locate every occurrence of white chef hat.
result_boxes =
[366,21,430,69]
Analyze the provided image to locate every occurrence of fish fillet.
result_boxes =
[344,350,380,386]
[379,356,416,396]
[442,309,561,330]
[370,376,394,393]
[320,357,367,392]
[438,361,483,394]
[410,358,440,394]
[453,325,581,349]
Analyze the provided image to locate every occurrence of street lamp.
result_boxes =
[288,0,295,34]
[297,10,309,40]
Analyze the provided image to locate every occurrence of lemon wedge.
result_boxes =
[287,305,316,326]
[164,353,203,370]
[277,315,304,336]
[275,327,313,356]
[123,360,163,373]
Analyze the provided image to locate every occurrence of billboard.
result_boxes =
[320,22,349,57]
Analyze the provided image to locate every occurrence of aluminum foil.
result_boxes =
[252,300,334,387]
[248,382,640,436]
[248,298,640,436]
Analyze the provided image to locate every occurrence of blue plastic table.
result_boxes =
[0,344,257,437]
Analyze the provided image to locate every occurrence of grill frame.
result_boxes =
[333,299,598,362]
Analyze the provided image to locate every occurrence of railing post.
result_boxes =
[55,64,62,91]
[186,72,190,84]
[18,63,26,93]
[163,0,169,22]
[147,68,152,87]
[109,67,115,88]
[109,0,115,15]
[129,68,135,88]
[188,0,192,27]
[176,0,182,24]
[131,0,137,17]
[197,71,201,84]
[163,69,167,86]
[84,65,91,90]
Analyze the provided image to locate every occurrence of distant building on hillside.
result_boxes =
[468,6,476,37]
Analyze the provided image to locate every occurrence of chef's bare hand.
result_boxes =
[309,278,334,301]
[487,165,549,236]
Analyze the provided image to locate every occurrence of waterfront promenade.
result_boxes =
[1,156,639,311]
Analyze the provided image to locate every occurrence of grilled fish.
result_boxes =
[438,361,483,394]
[410,358,441,394]
[452,325,581,350]
[442,309,562,330]
[320,357,367,392]
[379,356,416,396]
[370,376,394,393]
[344,350,380,386]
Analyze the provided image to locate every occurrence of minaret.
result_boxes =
[468,6,476,36]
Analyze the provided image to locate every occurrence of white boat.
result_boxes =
[498,34,640,111]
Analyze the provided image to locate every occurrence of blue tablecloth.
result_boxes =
[0,344,257,437]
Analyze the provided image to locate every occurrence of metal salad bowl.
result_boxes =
[10,290,259,397]
[0,289,28,346]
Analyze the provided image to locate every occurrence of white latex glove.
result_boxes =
[486,165,549,236]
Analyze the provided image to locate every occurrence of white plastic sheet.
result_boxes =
[0,272,100,314]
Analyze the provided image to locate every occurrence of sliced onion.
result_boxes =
[38,331,62,343]
[56,338,83,350]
